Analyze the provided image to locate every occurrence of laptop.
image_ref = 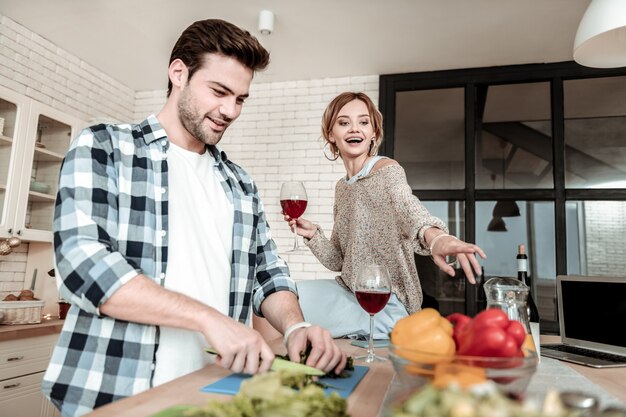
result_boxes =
[540,275,626,368]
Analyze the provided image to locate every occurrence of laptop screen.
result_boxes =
[558,275,626,352]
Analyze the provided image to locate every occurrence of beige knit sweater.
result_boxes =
[306,164,447,314]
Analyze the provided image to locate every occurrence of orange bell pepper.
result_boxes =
[391,308,456,364]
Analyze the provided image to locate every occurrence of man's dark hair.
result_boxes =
[167,19,270,96]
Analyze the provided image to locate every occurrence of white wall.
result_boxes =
[0,13,380,301]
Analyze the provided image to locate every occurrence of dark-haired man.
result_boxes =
[43,19,345,417]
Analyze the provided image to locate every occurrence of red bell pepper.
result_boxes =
[448,308,526,358]
[446,312,471,348]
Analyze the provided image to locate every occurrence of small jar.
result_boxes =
[58,300,70,320]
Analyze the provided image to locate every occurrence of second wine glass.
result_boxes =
[280,181,308,252]
[354,264,391,363]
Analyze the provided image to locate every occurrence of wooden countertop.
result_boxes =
[86,339,394,417]
[0,317,64,342]
[84,336,625,417]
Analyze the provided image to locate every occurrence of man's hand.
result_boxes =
[201,312,275,375]
[285,325,347,375]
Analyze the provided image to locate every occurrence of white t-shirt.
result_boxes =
[152,142,233,386]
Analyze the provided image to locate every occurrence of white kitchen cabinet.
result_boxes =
[0,333,60,417]
[0,85,85,242]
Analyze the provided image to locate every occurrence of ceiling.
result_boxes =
[0,0,592,92]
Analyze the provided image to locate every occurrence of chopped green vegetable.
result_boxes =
[276,342,354,379]
[388,384,583,417]
[151,371,349,417]
[205,347,324,376]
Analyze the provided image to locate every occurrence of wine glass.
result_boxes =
[280,181,308,252]
[354,264,392,363]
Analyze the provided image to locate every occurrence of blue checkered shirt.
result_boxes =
[42,115,295,417]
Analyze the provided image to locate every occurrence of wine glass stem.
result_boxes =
[368,314,375,358]
[293,221,300,250]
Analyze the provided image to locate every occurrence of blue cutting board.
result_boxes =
[201,365,369,398]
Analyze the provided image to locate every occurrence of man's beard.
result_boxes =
[177,87,224,146]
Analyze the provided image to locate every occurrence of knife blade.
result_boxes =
[205,347,325,376]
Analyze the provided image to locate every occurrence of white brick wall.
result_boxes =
[0,243,28,298]
[584,201,626,275]
[0,14,135,123]
[134,76,379,281]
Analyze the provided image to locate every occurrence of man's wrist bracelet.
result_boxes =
[283,321,312,346]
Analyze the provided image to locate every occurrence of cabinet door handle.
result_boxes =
[3,382,21,389]
[16,229,22,236]
[7,228,12,234]
[7,356,24,362]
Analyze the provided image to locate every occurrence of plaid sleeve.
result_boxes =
[54,126,139,314]
[251,191,297,317]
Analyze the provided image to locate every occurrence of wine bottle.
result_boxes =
[517,244,540,355]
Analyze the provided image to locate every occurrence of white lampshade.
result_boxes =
[573,0,626,68]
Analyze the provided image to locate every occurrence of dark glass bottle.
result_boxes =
[517,244,540,323]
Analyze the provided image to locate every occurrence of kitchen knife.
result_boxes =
[205,347,325,376]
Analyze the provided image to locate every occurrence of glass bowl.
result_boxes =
[388,342,538,398]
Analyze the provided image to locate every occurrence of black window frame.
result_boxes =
[379,61,626,324]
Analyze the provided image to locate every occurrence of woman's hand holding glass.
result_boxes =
[282,215,318,240]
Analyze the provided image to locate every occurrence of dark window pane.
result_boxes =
[395,89,465,189]
[564,76,626,188]
[415,201,466,315]
[478,83,553,189]
[566,201,626,275]
[476,201,557,322]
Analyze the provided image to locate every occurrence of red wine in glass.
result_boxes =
[280,199,308,219]
[356,290,391,314]
[280,182,308,251]
[354,264,392,363]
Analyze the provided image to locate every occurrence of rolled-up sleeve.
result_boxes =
[251,196,297,316]
[54,128,139,315]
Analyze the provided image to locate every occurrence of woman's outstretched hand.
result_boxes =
[428,232,486,284]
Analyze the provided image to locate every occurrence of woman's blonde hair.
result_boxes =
[321,92,384,160]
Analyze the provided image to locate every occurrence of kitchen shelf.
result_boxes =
[33,147,64,162]
[28,191,55,203]
[0,135,13,146]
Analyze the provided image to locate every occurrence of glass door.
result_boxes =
[15,101,79,242]
[0,86,29,237]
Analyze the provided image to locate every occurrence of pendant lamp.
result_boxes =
[493,200,521,218]
[487,216,507,232]
[573,0,626,68]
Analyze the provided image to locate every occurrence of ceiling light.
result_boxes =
[573,0,626,68]
[493,200,520,218]
[487,217,507,232]
[258,10,274,35]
